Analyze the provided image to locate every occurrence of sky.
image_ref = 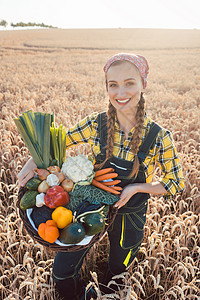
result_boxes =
[0,0,200,29]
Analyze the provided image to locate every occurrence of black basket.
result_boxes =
[17,187,118,252]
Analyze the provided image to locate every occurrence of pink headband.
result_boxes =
[103,53,149,88]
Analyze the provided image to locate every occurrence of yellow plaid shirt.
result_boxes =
[66,112,185,197]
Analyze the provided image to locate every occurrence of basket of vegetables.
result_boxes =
[15,111,119,252]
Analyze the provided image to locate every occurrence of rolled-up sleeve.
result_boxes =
[155,130,185,197]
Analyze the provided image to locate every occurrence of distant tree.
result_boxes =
[0,20,8,27]
[10,21,56,28]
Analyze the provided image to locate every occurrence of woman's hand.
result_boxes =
[114,182,168,209]
[17,158,37,187]
[114,184,140,209]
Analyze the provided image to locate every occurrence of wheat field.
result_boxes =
[0,28,200,300]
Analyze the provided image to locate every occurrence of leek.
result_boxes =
[35,112,43,154]
[14,116,44,168]
[14,110,66,169]
[14,111,54,169]
[43,113,51,168]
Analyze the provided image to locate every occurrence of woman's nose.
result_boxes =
[117,86,126,97]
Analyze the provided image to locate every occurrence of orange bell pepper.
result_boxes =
[38,220,59,243]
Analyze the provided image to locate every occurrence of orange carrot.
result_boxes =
[94,164,100,171]
[103,180,121,186]
[94,168,114,177]
[95,173,118,181]
[92,179,120,195]
[111,186,123,191]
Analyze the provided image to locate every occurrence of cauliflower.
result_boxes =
[61,155,94,183]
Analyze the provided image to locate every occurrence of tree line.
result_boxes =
[0,20,56,28]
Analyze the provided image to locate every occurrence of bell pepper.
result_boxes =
[38,220,59,243]
[52,206,73,229]
[44,185,69,209]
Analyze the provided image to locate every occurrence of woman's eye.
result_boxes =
[109,83,117,88]
[126,81,134,86]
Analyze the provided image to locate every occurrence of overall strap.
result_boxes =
[97,112,107,147]
[97,112,162,163]
[137,122,162,163]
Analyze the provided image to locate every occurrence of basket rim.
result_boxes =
[17,187,118,252]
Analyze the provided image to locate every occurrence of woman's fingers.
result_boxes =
[113,184,140,209]
[17,158,37,187]
[18,170,35,187]
[114,197,128,209]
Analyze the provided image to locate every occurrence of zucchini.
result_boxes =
[80,212,105,236]
[26,178,41,190]
[20,190,38,210]
[59,222,86,244]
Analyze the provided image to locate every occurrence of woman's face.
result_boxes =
[106,61,144,115]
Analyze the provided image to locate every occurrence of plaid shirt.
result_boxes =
[66,112,185,197]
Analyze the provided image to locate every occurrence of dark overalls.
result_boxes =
[53,112,161,300]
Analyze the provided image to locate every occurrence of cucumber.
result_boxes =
[26,178,41,190]
[20,190,38,210]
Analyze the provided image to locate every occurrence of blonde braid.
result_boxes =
[128,92,145,178]
[97,102,116,169]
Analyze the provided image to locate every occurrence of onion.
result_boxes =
[47,166,61,174]
[33,168,50,180]
[54,172,65,183]
[46,174,60,187]
[38,180,49,193]
[61,178,74,192]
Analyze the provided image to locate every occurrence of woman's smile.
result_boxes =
[116,98,131,104]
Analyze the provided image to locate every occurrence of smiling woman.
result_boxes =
[51,54,184,300]
[52,53,184,299]
[17,52,185,300]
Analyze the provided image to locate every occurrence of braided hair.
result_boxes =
[98,93,145,179]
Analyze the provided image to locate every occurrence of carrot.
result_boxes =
[92,179,120,195]
[103,180,121,186]
[95,173,118,181]
[111,186,123,191]
[94,168,114,177]
[94,164,100,171]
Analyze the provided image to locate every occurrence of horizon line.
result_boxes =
[0,26,199,31]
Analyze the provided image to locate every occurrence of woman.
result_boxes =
[18,53,185,300]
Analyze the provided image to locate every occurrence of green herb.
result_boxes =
[50,122,66,168]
